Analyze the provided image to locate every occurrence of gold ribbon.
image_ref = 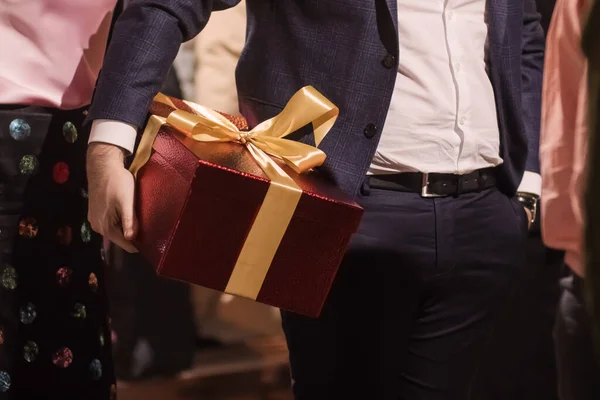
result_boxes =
[131,86,339,299]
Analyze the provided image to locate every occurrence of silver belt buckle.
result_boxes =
[421,173,445,198]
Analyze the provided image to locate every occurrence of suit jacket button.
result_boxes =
[381,54,396,69]
[364,124,377,138]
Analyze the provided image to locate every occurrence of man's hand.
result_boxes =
[87,143,138,253]
[524,207,532,230]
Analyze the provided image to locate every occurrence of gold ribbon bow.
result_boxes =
[130,86,339,299]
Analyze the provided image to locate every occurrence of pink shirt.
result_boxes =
[0,0,117,109]
[0,1,138,152]
[540,0,589,276]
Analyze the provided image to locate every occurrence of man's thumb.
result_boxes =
[119,199,138,240]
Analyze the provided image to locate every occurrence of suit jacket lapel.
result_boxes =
[387,0,398,30]
[376,0,399,56]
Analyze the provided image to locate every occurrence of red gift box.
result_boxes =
[130,87,363,317]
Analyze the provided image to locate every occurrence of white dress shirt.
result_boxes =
[370,0,540,194]
[89,0,541,195]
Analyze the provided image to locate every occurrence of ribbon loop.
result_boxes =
[130,86,339,184]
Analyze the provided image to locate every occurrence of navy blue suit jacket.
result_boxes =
[90,0,544,197]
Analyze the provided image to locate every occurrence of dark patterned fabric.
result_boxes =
[0,106,116,399]
[90,0,544,197]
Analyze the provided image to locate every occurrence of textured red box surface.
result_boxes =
[133,99,363,317]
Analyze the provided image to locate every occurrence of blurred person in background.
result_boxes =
[540,0,600,398]
[174,42,198,101]
[194,1,246,117]
[0,1,121,398]
[583,0,600,358]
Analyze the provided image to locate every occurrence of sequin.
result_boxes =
[56,267,73,287]
[89,359,102,380]
[20,303,36,324]
[52,347,73,368]
[57,226,72,246]
[110,384,117,400]
[81,221,92,243]
[81,188,88,199]
[9,119,31,141]
[0,371,10,392]
[23,341,39,363]
[89,273,98,292]
[19,155,39,175]
[99,331,105,347]
[0,328,4,344]
[71,303,87,320]
[18,217,38,239]
[52,162,69,184]
[100,247,107,263]
[1,266,17,290]
[62,122,78,143]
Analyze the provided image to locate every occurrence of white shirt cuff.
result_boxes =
[517,171,542,197]
[89,120,138,155]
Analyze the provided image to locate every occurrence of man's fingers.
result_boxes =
[119,201,138,241]
[87,212,105,236]
[117,179,138,241]
[524,207,532,230]
[106,227,138,253]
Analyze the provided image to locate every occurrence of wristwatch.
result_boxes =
[517,192,539,226]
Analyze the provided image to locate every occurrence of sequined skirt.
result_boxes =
[0,105,116,399]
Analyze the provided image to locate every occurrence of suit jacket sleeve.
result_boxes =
[88,0,241,128]
[521,0,545,174]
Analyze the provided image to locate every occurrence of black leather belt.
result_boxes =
[368,168,497,197]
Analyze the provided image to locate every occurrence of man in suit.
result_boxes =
[85,1,544,398]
